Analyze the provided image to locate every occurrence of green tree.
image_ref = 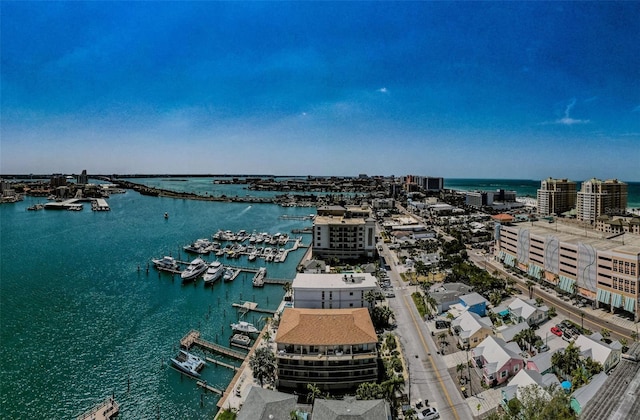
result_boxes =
[365,290,377,310]
[249,346,276,387]
[306,383,322,404]
[356,382,385,400]
[456,363,466,380]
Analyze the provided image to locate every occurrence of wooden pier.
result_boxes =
[180,330,246,361]
[77,397,119,420]
[232,301,277,315]
[205,357,240,371]
[196,380,223,395]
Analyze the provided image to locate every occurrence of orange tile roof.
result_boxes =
[492,213,515,222]
[276,308,377,346]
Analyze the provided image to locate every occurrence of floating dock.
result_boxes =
[205,357,240,371]
[232,301,277,315]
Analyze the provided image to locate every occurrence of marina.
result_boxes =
[181,330,247,361]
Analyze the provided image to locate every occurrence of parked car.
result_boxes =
[537,344,550,352]
[551,326,563,337]
[418,407,440,420]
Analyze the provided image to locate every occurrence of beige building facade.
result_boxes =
[536,178,577,216]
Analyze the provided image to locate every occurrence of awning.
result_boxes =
[499,309,510,317]
[558,275,575,293]
[504,253,516,267]
[596,289,611,304]
[611,293,623,308]
[624,297,636,312]
[528,264,542,280]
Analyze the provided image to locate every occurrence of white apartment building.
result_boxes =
[292,273,378,309]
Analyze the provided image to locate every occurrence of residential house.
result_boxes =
[472,336,525,386]
[574,334,621,373]
[496,322,529,344]
[501,369,560,407]
[312,397,391,420]
[508,298,549,327]
[275,308,378,392]
[451,311,493,349]
[569,372,608,415]
[237,386,298,420]
[526,349,560,375]
[430,282,474,314]
[459,292,489,317]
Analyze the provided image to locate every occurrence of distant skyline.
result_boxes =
[2,2,639,180]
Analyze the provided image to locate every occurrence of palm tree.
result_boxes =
[283,282,292,300]
[306,383,322,404]
[249,346,276,387]
[365,290,377,310]
[456,363,466,381]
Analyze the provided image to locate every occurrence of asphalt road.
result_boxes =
[378,239,472,420]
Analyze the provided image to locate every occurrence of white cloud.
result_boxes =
[632,105,640,113]
[377,87,388,93]
[540,98,590,125]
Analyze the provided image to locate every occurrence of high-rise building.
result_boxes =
[536,178,577,216]
[77,169,89,185]
[577,179,628,223]
[312,205,376,260]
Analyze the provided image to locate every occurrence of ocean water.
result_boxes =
[0,191,312,418]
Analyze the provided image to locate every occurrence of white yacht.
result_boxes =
[230,321,260,335]
[170,350,206,377]
[152,256,179,271]
[180,258,208,282]
[203,261,224,285]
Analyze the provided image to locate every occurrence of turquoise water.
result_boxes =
[0,191,312,418]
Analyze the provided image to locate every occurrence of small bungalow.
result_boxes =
[501,369,560,407]
[472,336,525,387]
[459,292,489,317]
[508,298,549,327]
[237,386,298,420]
[569,371,608,415]
[451,311,494,349]
[574,334,622,373]
[312,397,391,420]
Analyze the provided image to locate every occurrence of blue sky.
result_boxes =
[2,1,639,180]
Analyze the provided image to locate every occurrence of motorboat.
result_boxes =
[183,239,212,254]
[203,261,224,285]
[223,268,235,282]
[152,255,179,271]
[252,267,266,287]
[231,321,260,335]
[180,258,208,282]
[170,350,206,377]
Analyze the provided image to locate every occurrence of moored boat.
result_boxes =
[230,333,251,347]
[230,320,260,335]
[180,258,208,282]
[203,261,224,285]
[170,350,206,377]
[252,267,266,287]
[223,268,235,282]
[152,255,179,271]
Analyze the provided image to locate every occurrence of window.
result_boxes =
[349,292,353,296]
[513,365,519,373]
[501,370,508,378]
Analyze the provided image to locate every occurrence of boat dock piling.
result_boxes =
[196,381,223,395]
[180,330,246,360]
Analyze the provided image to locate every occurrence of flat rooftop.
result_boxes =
[292,272,377,289]
[506,219,640,253]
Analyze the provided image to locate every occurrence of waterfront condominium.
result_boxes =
[536,178,577,216]
[576,178,628,224]
[274,307,379,392]
[494,219,640,322]
[291,272,378,310]
[312,205,376,260]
